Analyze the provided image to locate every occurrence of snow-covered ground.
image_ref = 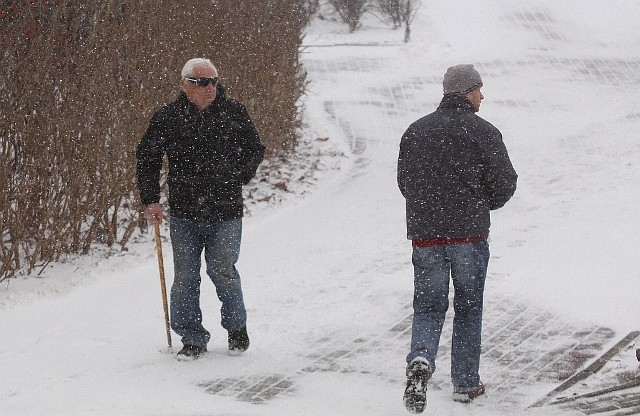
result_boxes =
[2,1,640,415]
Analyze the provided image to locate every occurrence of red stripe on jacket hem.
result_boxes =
[412,236,487,248]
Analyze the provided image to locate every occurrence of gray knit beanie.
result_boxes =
[443,64,483,95]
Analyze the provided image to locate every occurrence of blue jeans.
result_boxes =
[406,241,489,392]
[169,216,247,348]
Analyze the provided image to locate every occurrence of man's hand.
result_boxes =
[143,203,164,225]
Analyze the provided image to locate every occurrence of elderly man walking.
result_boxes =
[397,64,517,412]
[136,58,265,361]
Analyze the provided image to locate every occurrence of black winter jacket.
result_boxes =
[397,94,517,240]
[136,86,265,222]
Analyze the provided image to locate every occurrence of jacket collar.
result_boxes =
[438,94,474,112]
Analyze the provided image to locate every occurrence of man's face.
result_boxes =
[465,87,484,112]
[181,64,218,111]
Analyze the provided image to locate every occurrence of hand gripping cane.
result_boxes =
[154,222,173,352]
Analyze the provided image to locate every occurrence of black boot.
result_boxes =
[228,326,250,355]
[176,344,206,361]
[403,358,431,413]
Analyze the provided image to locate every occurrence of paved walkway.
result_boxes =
[199,297,639,413]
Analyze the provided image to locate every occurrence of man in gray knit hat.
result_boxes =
[397,64,517,412]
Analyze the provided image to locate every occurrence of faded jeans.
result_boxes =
[169,216,247,348]
[406,240,490,392]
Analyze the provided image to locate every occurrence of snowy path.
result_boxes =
[2,1,640,415]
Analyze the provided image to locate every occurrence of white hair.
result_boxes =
[181,58,218,77]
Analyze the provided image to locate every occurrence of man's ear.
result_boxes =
[179,78,187,92]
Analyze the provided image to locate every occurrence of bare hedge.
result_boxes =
[0,0,308,281]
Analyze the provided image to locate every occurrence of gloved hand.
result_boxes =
[143,203,164,225]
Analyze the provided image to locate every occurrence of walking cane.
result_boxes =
[154,222,173,352]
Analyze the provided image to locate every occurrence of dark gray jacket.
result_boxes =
[397,94,517,240]
[136,86,265,222]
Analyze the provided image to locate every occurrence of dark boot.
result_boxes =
[176,344,206,361]
[228,326,250,355]
[453,382,486,403]
[403,358,431,413]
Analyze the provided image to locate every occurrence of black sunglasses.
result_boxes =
[184,76,219,87]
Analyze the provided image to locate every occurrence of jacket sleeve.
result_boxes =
[397,126,413,198]
[477,124,518,210]
[136,110,168,206]
[235,103,265,185]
